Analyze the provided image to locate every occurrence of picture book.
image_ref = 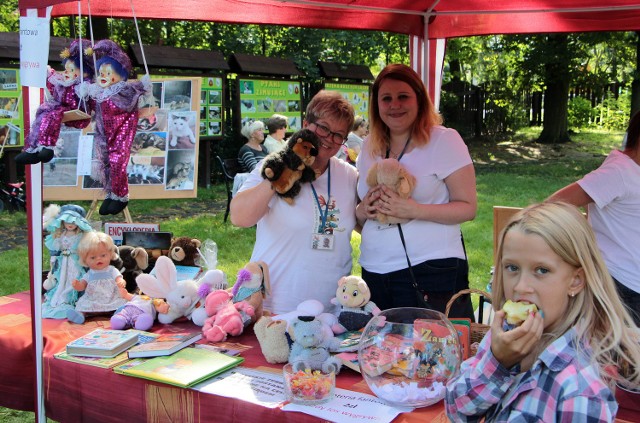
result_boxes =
[194,341,252,356]
[453,323,471,360]
[116,347,244,388]
[127,332,203,358]
[174,265,202,282]
[336,352,360,373]
[54,350,131,369]
[359,333,409,377]
[333,329,364,353]
[66,329,140,358]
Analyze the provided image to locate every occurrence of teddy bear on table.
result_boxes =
[330,275,380,333]
[288,315,342,374]
[168,237,201,267]
[365,157,416,224]
[261,128,319,204]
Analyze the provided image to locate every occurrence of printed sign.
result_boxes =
[238,79,303,131]
[325,82,370,120]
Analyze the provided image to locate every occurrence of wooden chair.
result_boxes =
[216,156,241,222]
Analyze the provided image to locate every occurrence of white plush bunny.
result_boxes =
[136,256,215,325]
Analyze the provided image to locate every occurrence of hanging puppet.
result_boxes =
[15,39,94,165]
[86,39,151,215]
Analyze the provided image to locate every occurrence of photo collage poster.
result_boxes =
[200,76,224,138]
[0,68,23,148]
[238,79,302,132]
[324,82,370,120]
[44,79,198,192]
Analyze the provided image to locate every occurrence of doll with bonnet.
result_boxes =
[67,231,127,324]
[42,204,93,319]
[84,39,151,216]
[15,39,94,165]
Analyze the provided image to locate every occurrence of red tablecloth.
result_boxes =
[1,291,637,423]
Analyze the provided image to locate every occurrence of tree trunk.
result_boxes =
[537,34,571,144]
[631,31,640,118]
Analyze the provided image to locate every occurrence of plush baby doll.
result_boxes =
[365,158,416,224]
[110,286,169,331]
[85,39,151,216]
[15,39,94,165]
[330,275,380,333]
[261,128,319,204]
[231,261,270,323]
[41,204,93,319]
[67,231,127,324]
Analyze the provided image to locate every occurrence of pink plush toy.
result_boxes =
[201,290,255,343]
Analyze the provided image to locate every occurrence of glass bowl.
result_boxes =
[283,363,335,405]
[357,307,462,408]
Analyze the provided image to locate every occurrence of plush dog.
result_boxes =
[115,245,149,293]
[365,158,416,224]
[168,237,201,266]
[261,128,319,204]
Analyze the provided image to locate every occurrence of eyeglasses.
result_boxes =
[310,122,347,145]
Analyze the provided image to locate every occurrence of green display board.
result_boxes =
[0,68,24,147]
[200,76,224,137]
[238,79,302,131]
[325,82,370,121]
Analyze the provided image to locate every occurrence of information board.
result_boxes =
[238,79,302,131]
[200,76,224,138]
[0,68,24,147]
[325,82,370,120]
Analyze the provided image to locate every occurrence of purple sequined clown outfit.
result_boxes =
[23,69,93,153]
[91,79,148,201]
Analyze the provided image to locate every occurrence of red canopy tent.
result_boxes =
[15,0,640,421]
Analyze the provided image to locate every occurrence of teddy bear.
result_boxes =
[114,245,149,293]
[253,316,290,364]
[231,261,270,323]
[288,315,342,374]
[330,275,381,333]
[201,290,254,343]
[365,157,416,224]
[168,236,201,266]
[260,128,319,205]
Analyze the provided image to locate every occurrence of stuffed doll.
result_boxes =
[168,237,201,267]
[231,261,270,323]
[330,275,380,333]
[261,128,319,204]
[110,286,169,331]
[15,39,94,165]
[85,39,151,216]
[66,231,128,324]
[41,204,93,319]
[365,158,416,224]
[288,315,342,374]
[201,290,255,343]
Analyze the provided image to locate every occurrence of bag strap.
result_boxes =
[397,223,430,308]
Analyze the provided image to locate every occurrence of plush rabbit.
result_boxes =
[135,256,212,325]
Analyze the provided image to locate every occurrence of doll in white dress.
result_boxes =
[67,231,127,324]
[42,204,93,319]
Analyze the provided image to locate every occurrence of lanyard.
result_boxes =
[385,136,411,161]
[310,161,331,233]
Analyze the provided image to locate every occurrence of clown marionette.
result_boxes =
[15,39,94,165]
[85,39,151,215]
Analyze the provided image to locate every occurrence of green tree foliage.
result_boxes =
[0,0,18,32]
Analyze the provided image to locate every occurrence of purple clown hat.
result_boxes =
[61,39,95,77]
[92,39,132,81]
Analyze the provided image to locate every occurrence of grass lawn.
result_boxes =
[0,127,622,420]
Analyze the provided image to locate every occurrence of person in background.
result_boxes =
[237,120,268,173]
[356,63,477,319]
[230,90,356,315]
[263,114,288,153]
[547,110,640,326]
[446,202,640,422]
[345,115,368,161]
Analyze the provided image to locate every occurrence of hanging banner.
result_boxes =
[19,16,51,88]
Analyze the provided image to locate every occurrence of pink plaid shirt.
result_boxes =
[445,327,617,422]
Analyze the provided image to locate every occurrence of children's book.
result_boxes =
[54,350,131,369]
[194,341,251,356]
[127,332,203,358]
[333,329,364,353]
[66,328,140,358]
[452,323,471,360]
[115,347,244,388]
[336,352,360,373]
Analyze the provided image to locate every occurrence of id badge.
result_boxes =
[311,233,335,251]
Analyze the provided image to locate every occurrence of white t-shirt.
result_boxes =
[578,150,640,293]
[238,157,358,314]
[356,125,472,273]
[263,135,285,154]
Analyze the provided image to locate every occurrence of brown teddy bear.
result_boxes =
[261,128,319,204]
[365,158,416,224]
[168,237,201,266]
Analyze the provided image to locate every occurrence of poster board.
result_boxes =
[238,78,302,131]
[200,76,224,138]
[43,77,201,201]
[324,82,370,120]
[0,68,24,147]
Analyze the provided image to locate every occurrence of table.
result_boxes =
[1,291,637,423]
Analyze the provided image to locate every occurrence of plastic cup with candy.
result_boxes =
[283,363,335,405]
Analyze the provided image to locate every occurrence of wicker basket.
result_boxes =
[445,288,492,356]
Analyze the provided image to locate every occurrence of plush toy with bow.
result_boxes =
[261,128,319,204]
[231,261,270,323]
[330,275,380,333]
[365,158,416,224]
[201,290,254,343]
